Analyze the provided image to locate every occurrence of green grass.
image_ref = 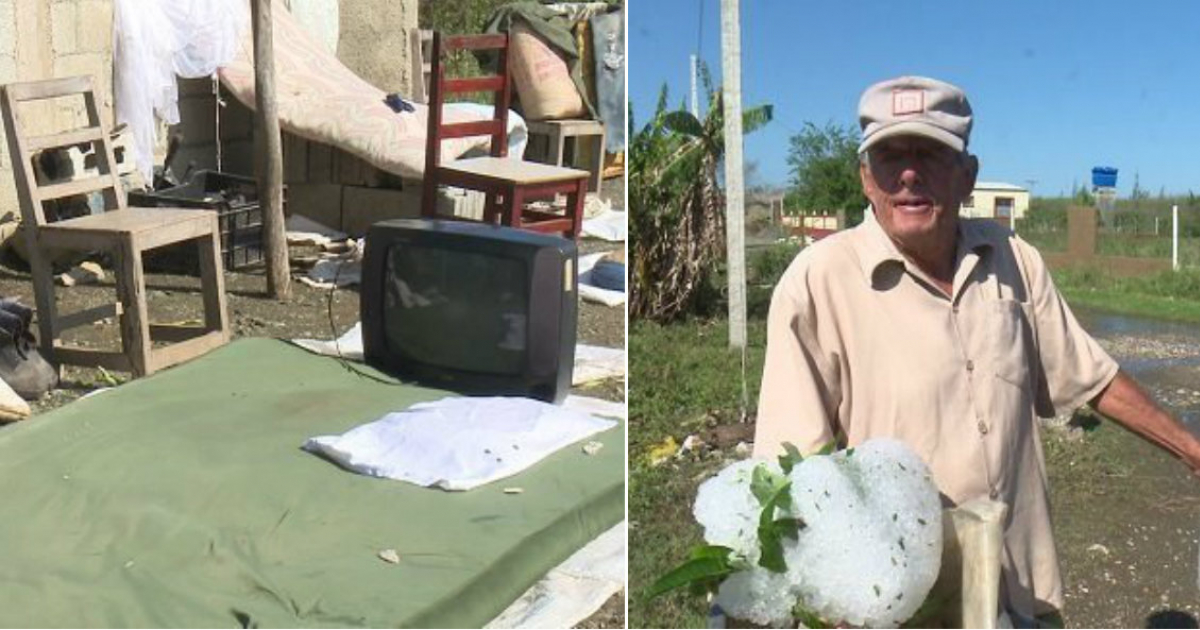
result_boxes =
[629,318,767,629]
[1051,266,1200,324]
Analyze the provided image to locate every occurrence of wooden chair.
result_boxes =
[420,32,589,238]
[0,75,230,377]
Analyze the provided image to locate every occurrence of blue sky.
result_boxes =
[630,0,1200,198]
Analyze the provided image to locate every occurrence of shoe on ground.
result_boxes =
[0,331,58,401]
[0,377,31,422]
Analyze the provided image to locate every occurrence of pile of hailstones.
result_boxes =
[694,438,943,628]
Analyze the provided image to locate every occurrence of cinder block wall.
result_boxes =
[0,0,114,231]
[1,0,420,237]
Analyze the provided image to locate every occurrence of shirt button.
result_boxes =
[966,360,975,372]
[952,306,960,315]
[989,488,999,500]
[977,420,989,435]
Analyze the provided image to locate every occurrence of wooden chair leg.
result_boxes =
[589,128,606,193]
[484,192,499,224]
[24,231,60,363]
[548,129,565,168]
[116,238,151,377]
[506,187,525,230]
[196,222,229,340]
[568,178,586,238]
[421,175,438,219]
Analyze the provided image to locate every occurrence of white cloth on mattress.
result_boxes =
[303,396,617,491]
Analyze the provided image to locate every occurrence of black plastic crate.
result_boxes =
[128,170,274,272]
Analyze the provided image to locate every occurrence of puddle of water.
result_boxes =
[1074,306,1200,340]
[1071,306,1200,434]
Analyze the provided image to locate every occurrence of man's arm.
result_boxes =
[1091,370,1200,472]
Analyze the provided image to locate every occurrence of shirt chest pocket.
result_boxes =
[988,299,1032,390]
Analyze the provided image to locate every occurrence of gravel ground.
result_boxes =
[1041,314,1200,627]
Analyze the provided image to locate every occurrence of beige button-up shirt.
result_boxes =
[755,211,1119,616]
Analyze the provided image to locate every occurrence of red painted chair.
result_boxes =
[420,31,588,239]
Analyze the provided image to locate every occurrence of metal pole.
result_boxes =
[720,0,746,350]
[1173,204,1179,271]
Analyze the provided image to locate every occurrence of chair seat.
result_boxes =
[440,157,589,186]
[40,207,217,251]
[46,207,212,235]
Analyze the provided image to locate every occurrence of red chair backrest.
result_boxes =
[424,31,512,176]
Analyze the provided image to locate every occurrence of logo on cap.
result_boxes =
[892,89,924,116]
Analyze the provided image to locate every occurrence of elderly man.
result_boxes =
[754,76,1200,625]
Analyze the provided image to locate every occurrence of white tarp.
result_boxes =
[291,324,624,387]
[113,0,249,182]
[487,521,627,629]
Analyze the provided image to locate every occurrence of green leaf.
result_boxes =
[757,529,788,573]
[778,442,803,474]
[742,104,773,135]
[689,544,735,561]
[815,439,837,456]
[754,469,799,573]
[793,605,831,629]
[662,111,704,138]
[750,464,789,507]
[646,550,735,599]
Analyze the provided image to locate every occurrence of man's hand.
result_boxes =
[1091,370,1200,474]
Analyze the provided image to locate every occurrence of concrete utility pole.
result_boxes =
[689,54,699,118]
[720,0,746,350]
[1173,204,1180,271]
[252,0,291,300]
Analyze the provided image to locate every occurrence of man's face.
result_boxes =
[859,136,978,255]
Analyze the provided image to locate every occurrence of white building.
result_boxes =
[960,181,1030,228]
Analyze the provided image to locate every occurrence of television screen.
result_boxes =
[361,219,577,403]
[384,245,529,376]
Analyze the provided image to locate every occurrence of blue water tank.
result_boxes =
[1092,167,1118,188]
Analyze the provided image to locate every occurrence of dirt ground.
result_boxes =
[0,180,626,627]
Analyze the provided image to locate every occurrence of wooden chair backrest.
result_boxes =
[409,28,434,104]
[423,31,511,177]
[0,75,126,227]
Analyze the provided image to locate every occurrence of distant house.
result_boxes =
[960,181,1030,228]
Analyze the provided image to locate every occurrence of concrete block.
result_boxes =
[307,142,333,183]
[217,138,256,178]
[287,183,344,230]
[0,53,14,87]
[177,95,219,144]
[76,1,113,53]
[341,185,420,236]
[179,77,216,97]
[283,133,309,184]
[50,2,77,54]
[217,94,254,141]
[0,0,16,59]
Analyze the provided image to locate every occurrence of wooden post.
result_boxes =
[252,0,291,300]
[720,0,746,350]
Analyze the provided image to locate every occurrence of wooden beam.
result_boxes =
[252,0,291,300]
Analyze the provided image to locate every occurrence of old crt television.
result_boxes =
[361,219,577,403]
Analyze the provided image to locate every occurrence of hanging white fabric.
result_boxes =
[112,0,250,182]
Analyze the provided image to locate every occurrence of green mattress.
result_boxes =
[0,339,625,628]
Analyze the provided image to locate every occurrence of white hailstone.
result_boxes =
[785,438,942,628]
[693,458,783,563]
[714,566,798,628]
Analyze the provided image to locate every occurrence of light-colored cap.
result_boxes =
[857,76,973,154]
